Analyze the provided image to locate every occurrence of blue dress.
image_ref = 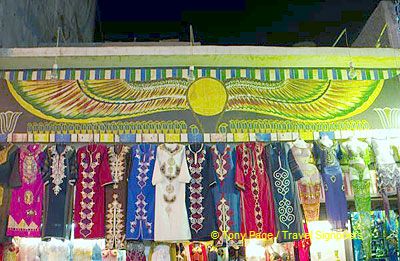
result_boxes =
[314,141,348,230]
[210,144,241,245]
[266,142,304,243]
[126,144,157,240]
[185,143,218,241]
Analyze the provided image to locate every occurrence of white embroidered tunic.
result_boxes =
[152,144,192,241]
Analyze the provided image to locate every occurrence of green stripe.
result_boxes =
[279,69,285,80]
[145,69,151,80]
[366,70,371,80]
[250,68,255,79]
[235,68,240,78]
[221,69,226,80]
[265,69,270,80]
[377,70,383,79]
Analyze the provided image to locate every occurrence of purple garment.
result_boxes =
[7,144,45,237]
[314,141,348,230]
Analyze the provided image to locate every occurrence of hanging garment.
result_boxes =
[92,243,102,261]
[341,138,372,259]
[39,238,71,261]
[266,142,304,243]
[42,144,76,239]
[208,246,229,261]
[126,144,157,241]
[126,241,146,261]
[104,145,130,249]
[0,144,20,243]
[370,138,400,219]
[293,223,311,261]
[101,249,119,261]
[188,242,208,261]
[7,144,45,237]
[150,244,173,261]
[210,144,241,245]
[152,144,192,241]
[185,144,218,241]
[235,142,276,236]
[74,144,113,239]
[290,142,321,222]
[14,237,41,261]
[72,244,93,261]
[313,141,348,230]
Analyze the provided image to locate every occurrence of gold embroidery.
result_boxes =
[24,190,34,205]
[0,185,3,205]
[0,144,13,164]
[108,146,129,190]
[105,194,125,249]
[79,149,100,238]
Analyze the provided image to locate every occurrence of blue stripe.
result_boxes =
[246,68,251,78]
[95,69,100,80]
[141,69,146,81]
[275,69,280,80]
[361,69,367,80]
[65,69,71,79]
[216,69,221,80]
[260,68,266,81]
[304,69,309,79]
[318,69,323,79]
[156,69,162,80]
[125,68,131,81]
[111,69,116,79]
[172,68,177,78]
[290,69,295,79]
[23,70,29,80]
[202,68,207,77]
[374,70,379,80]
[332,69,337,80]
[231,69,236,78]
[80,69,85,80]
[9,71,15,81]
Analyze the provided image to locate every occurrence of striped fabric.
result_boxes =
[0,67,398,81]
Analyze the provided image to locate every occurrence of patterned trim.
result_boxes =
[105,194,126,249]
[272,150,296,229]
[49,145,72,195]
[78,149,100,238]
[1,67,398,81]
[242,143,264,232]
[108,146,130,189]
[211,145,231,182]
[186,145,206,233]
[129,145,155,235]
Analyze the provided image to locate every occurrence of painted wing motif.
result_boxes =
[225,78,384,121]
[6,78,384,122]
[7,79,190,122]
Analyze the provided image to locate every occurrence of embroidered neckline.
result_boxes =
[160,144,181,155]
[49,145,71,195]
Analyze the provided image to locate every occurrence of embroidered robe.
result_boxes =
[7,144,45,237]
[74,144,113,239]
[42,144,76,239]
[126,144,156,240]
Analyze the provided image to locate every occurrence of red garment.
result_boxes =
[235,142,276,236]
[189,243,208,261]
[294,223,311,261]
[74,144,113,238]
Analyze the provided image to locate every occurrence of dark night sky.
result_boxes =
[95,0,381,46]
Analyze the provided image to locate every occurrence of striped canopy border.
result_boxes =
[1,67,399,81]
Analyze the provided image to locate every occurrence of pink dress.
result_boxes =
[7,144,45,237]
[235,142,276,236]
[74,144,113,239]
